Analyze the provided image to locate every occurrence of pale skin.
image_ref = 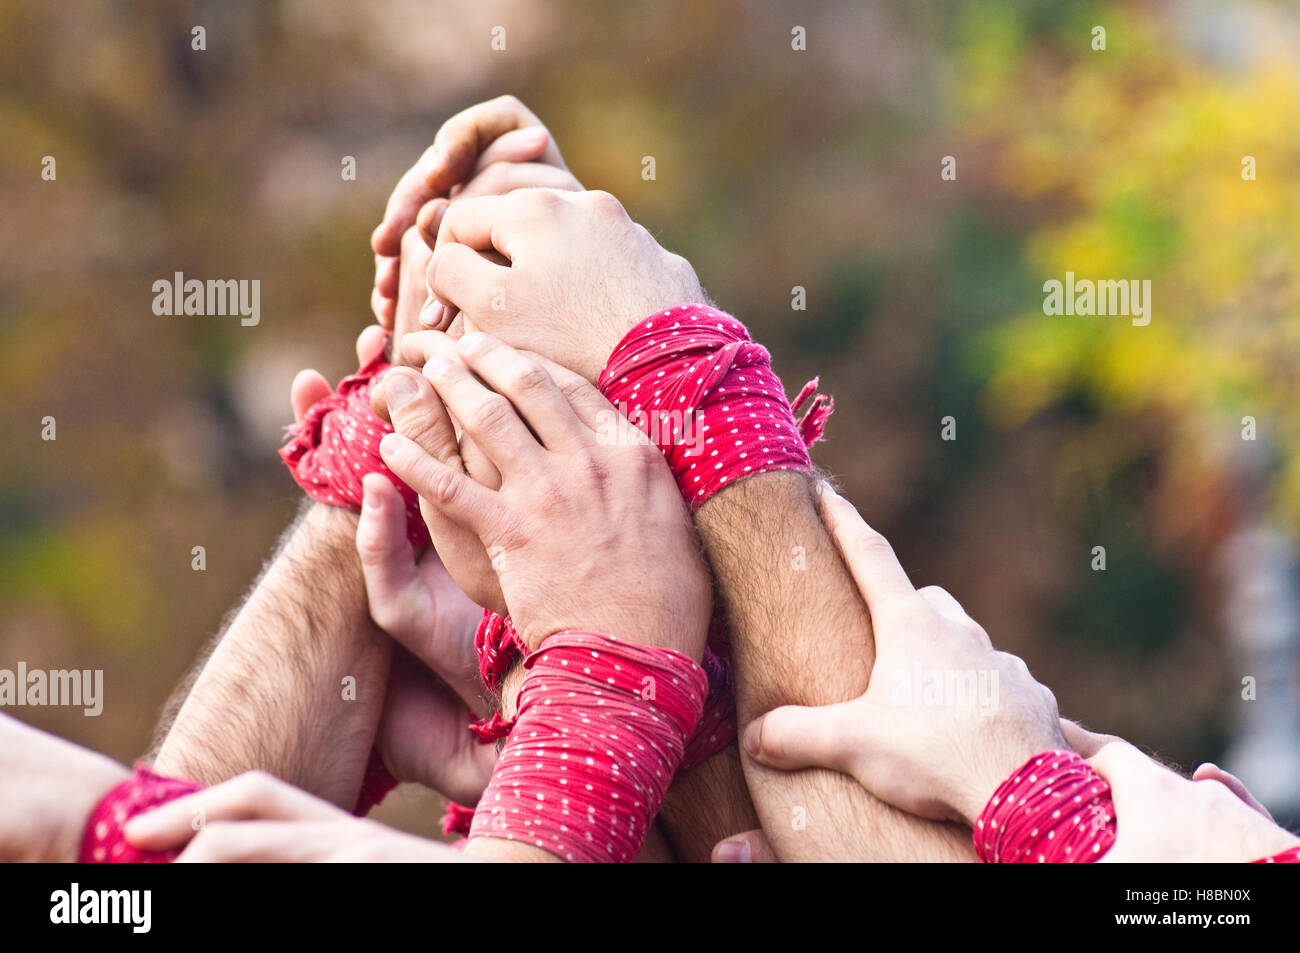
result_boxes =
[149,100,751,861]
[709,492,1300,862]
[396,184,972,860]
[378,333,715,861]
[149,106,584,812]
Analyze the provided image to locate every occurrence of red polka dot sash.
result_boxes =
[975,750,1116,863]
[279,337,429,549]
[467,632,707,862]
[598,305,832,506]
[79,765,202,863]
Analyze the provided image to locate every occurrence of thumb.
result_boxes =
[743,700,870,775]
[712,829,777,864]
[356,473,422,633]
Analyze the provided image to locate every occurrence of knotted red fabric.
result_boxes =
[79,765,203,863]
[468,632,707,862]
[598,305,831,506]
[279,338,429,549]
[975,750,1117,863]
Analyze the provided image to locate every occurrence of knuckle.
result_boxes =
[530,187,565,212]
[853,527,896,561]
[468,394,514,436]
[236,770,276,802]
[428,467,464,509]
[585,189,627,219]
[512,360,552,395]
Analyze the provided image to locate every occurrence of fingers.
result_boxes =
[457,333,589,451]
[371,286,397,327]
[817,483,916,612]
[416,198,451,255]
[1193,763,1273,821]
[392,225,435,348]
[422,242,511,329]
[419,355,545,472]
[1059,718,1121,758]
[355,324,388,366]
[711,829,778,864]
[371,95,560,258]
[176,821,329,863]
[290,369,331,424]
[356,475,422,633]
[470,126,557,175]
[528,352,648,447]
[1088,739,1161,791]
[453,161,582,201]
[380,367,463,473]
[122,771,341,852]
[424,96,562,197]
[375,254,400,300]
[434,190,555,257]
[380,432,499,537]
[742,701,867,776]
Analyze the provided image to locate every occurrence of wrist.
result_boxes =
[52,756,131,863]
[957,723,1068,826]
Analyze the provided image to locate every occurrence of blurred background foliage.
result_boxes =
[3,0,1299,835]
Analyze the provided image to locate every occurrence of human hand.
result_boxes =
[379,331,712,657]
[1088,741,1300,862]
[0,714,130,862]
[356,473,496,803]
[123,771,461,862]
[371,95,578,327]
[741,484,1065,826]
[417,188,707,382]
[373,650,496,805]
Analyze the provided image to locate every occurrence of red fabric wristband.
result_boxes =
[79,764,203,863]
[974,750,1117,863]
[1254,845,1300,863]
[278,334,429,549]
[468,631,707,862]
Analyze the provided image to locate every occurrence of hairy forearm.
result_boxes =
[697,471,973,861]
[152,503,391,808]
[657,743,759,862]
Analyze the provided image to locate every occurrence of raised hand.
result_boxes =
[415,188,707,382]
[379,331,712,657]
[371,95,579,327]
[741,484,1065,826]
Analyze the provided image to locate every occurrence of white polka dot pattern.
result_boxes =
[974,750,1116,863]
[468,632,707,863]
[597,305,820,507]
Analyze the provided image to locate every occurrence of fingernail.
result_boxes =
[715,840,752,864]
[379,432,402,457]
[420,302,445,328]
[386,373,419,411]
[424,356,452,377]
[742,718,762,758]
